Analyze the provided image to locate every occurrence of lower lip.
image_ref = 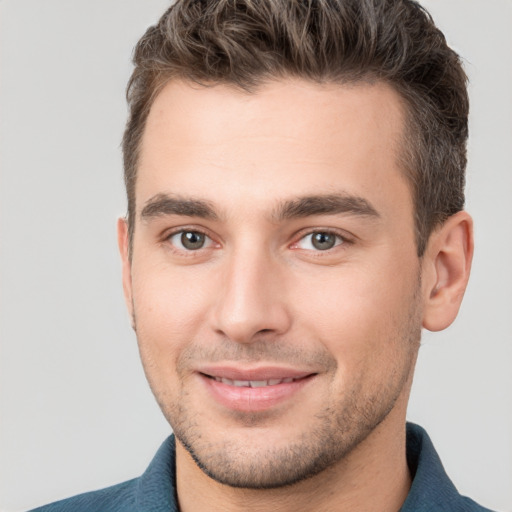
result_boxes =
[200,374,315,412]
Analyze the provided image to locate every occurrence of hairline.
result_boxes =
[126,73,430,259]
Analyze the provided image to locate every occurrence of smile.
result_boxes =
[198,368,316,412]
[209,376,299,387]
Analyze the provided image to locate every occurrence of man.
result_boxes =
[30,0,495,511]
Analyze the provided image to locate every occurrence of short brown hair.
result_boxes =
[123,0,469,256]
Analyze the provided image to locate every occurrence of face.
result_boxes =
[120,79,423,488]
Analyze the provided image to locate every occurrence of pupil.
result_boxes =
[312,232,335,250]
[181,231,205,250]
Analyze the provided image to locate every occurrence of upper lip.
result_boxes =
[197,365,316,381]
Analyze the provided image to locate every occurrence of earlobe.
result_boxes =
[117,217,135,326]
[422,211,474,332]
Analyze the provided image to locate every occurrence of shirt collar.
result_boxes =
[134,423,468,512]
[401,422,464,511]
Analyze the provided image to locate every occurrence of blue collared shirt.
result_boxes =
[30,423,496,511]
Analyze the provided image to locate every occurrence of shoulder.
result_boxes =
[28,436,178,512]
[402,423,497,512]
[28,478,138,512]
[459,496,498,512]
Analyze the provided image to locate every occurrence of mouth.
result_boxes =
[197,367,317,412]
[205,375,304,388]
[203,375,307,387]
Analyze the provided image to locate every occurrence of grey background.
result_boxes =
[1,1,511,511]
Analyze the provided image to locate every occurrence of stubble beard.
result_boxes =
[170,353,418,490]
[136,288,422,490]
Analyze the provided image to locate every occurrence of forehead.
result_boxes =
[137,78,411,219]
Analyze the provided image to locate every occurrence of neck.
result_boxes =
[175,411,412,512]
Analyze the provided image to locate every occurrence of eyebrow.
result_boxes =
[273,194,380,221]
[140,194,219,221]
[140,192,380,223]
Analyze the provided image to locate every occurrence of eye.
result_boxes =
[168,230,213,251]
[296,231,344,251]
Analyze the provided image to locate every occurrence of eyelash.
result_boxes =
[163,226,351,255]
[291,229,350,253]
[164,227,217,253]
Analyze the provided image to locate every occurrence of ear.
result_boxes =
[117,217,135,328]
[421,211,474,332]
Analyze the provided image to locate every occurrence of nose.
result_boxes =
[210,245,292,344]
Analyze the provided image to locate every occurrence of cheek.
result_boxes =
[130,264,215,367]
[290,258,419,372]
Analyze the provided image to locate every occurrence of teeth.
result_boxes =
[250,380,267,387]
[213,376,299,387]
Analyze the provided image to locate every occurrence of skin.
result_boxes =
[118,79,473,512]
